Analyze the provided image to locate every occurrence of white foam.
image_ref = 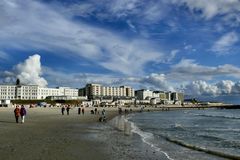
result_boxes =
[129,119,174,160]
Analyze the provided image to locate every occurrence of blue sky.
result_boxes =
[1,0,240,98]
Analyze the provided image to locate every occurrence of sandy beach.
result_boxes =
[0,105,220,160]
[0,107,121,160]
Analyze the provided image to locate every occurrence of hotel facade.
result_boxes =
[80,83,135,99]
[0,84,78,100]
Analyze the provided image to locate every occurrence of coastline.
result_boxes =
[0,106,173,160]
[0,105,237,160]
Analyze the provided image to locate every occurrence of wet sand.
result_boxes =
[0,107,119,160]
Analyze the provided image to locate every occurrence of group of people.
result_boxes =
[14,105,27,123]
[61,105,107,122]
[61,105,86,115]
[78,107,85,115]
[61,105,72,115]
[13,104,107,123]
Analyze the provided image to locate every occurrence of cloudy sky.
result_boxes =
[1,0,240,100]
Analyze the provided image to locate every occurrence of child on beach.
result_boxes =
[20,105,27,123]
[14,106,20,123]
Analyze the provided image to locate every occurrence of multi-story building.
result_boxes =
[0,85,17,100]
[81,84,135,99]
[136,90,184,103]
[120,86,135,97]
[57,87,78,97]
[135,89,153,100]
[0,84,79,100]
[38,87,60,99]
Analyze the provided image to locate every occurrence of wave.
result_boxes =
[205,128,240,132]
[159,135,240,160]
[196,134,224,141]
[191,113,240,120]
[129,119,174,160]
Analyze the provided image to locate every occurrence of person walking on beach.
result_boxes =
[100,109,106,122]
[66,105,70,115]
[82,107,85,115]
[14,106,20,123]
[20,105,27,123]
[61,106,65,115]
[94,108,97,115]
[78,107,81,115]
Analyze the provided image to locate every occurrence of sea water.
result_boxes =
[124,109,240,160]
[82,109,240,160]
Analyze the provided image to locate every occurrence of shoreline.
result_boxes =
[0,106,238,160]
[0,106,172,160]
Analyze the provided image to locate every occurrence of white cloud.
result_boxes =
[172,0,240,20]
[0,54,47,86]
[43,67,127,88]
[169,59,240,81]
[232,81,240,93]
[15,54,48,87]
[164,49,178,63]
[216,80,234,94]
[0,0,164,75]
[44,67,175,91]
[108,0,140,17]
[184,80,218,95]
[122,73,175,91]
[211,32,239,54]
[184,80,240,96]
[60,0,169,24]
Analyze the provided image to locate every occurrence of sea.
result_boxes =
[191,95,240,105]
[83,109,240,160]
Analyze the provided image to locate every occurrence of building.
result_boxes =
[0,84,79,100]
[57,87,78,97]
[135,89,184,104]
[81,83,135,99]
[0,99,11,107]
[135,89,153,100]
[79,88,86,97]
[46,95,87,101]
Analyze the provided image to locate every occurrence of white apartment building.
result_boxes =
[0,85,16,100]
[0,84,79,100]
[84,84,135,99]
[136,90,184,102]
[57,87,78,97]
[38,87,60,99]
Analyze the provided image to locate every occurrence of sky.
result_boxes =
[1,0,240,101]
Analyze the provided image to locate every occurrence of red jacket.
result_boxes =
[14,108,20,116]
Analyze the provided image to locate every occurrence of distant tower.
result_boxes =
[16,78,20,85]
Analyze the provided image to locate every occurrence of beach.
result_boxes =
[1,106,238,160]
[0,107,120,160]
